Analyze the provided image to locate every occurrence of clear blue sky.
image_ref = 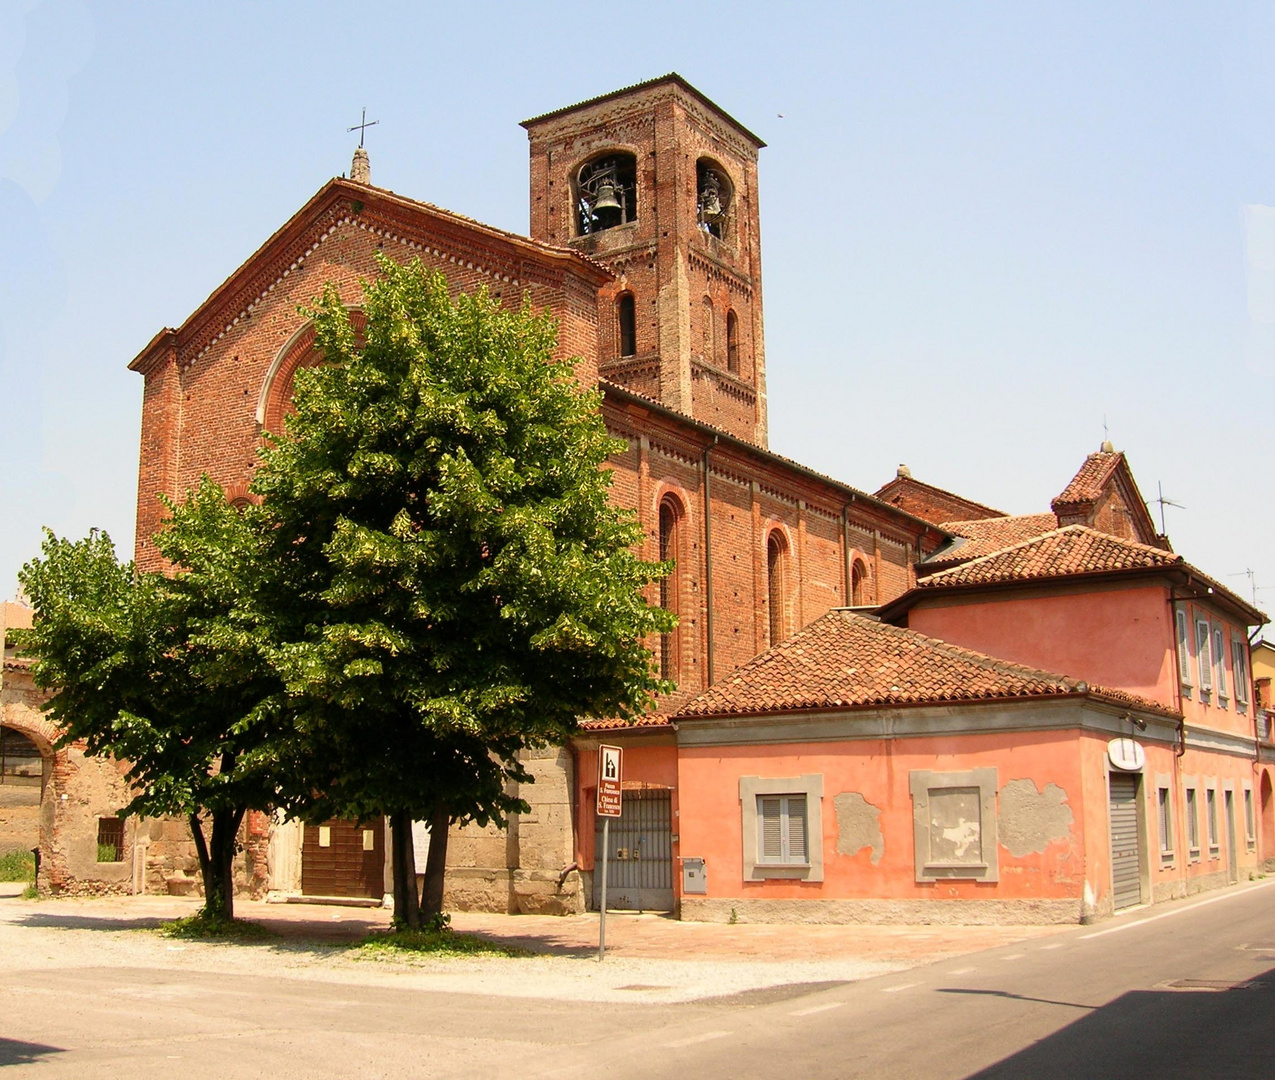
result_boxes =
[2,1,1272,616]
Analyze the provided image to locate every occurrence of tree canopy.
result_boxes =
[251,256,673,924]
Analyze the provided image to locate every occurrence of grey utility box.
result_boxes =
[681,857,707,895]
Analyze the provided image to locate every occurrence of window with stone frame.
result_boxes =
[739,774,824,882]
[909,768,999,883]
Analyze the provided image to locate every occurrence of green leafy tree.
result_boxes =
[253,256,672,927]
[17,483,282,921]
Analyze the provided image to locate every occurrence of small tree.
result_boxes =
[18,484,282,920]
[254,257,672,926]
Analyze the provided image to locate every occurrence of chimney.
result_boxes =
[350,146,371,185]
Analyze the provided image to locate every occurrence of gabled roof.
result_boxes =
[1051,448,1163,547]
[674,610,1177,720]
[129,177,613,376]
[873,472,1005,526]
[1052,450,1123,509]
[924,513,1059,568]
[888,525,1266,625]
[918,525,1179,589]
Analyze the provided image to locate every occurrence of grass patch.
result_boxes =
[0,850,35,883]
[359,919,528,959]
[160,911,277,941]
[21,884,38,900]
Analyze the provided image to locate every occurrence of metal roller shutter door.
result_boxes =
[1109,773,1141,911]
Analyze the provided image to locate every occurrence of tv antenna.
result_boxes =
[1148,481,1185,536]
[1230,569,1273,607]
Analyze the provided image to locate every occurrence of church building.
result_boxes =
[15,75,1266,925]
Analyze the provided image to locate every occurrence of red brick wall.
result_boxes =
[525,79,768,446]
[133,186,607,571]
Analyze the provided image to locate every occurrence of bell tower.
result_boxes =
[522,75,768,447]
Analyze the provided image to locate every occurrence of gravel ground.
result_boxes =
[0,885,1067,1005]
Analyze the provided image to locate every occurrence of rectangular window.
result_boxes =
[909,768,1000,883]
[1196,621,1213,692]
[1158,787,1173,860]
[1233,639,1251,707]
[1207,788,1219,854]
[757,794,809,865]
[1245,789,1256,850]
[96,817,124,863]
[1214,627,1228,703]
[1186,787,1199,857]
[1176,609,1192,685]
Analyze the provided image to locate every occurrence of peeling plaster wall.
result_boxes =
[833,792,884,864]
[998,779,1074,857]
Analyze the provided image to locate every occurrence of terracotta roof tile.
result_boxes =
[1053,451,1122,509]
[926,513,1060,566]
[674,610,1177,720]
[579,714,674,732]
[916,525,1180,590]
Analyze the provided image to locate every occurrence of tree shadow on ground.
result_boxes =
[959,963,1275,1079]
[0,1037,64,1066]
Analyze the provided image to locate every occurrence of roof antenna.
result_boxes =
[1229,569,1272,607]
[1149,481,1185,536]
[347,107,378,185]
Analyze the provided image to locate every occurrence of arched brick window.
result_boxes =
[726,310,740,375]
[767,530,788,646]
[701,296,715,365]
[257,310,366,433]
[576,152,638,236]
[851,558,869,606]
[617,292,636,357]
[658,496,683,683]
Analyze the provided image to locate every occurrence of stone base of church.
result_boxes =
[680,896,1083,926]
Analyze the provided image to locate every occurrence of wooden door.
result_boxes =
[301,819,384,898]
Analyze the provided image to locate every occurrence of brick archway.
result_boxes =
[257,309,366,434]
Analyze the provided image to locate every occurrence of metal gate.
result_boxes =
[1109,773,1142,911]
[593,789,673,912]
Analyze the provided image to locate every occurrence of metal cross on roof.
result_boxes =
[347,107,378,148]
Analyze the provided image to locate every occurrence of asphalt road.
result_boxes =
[4,880,1275,1079]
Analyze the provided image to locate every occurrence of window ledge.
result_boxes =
[749,864,816,881]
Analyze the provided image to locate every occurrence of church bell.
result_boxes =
[592,181,622,214]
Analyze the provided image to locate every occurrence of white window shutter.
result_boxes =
[1233,640,1250,704]
[1176,611,1191,684]
[786,796,808,863]
[759,796,783,861]
[1214,628,1227,698]
[1196,621,1212,690]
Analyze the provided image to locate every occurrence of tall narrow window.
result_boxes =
[701,296,715,364]
[617,293,636,357]
[767,531,787,646]
[1158,787,1173,859]
[1186,787,1199,856]
[726,310,740,374]
[1207,788,1219,852]
[1213,627,1228,702]
[1176,609,1192,685]
[1234,639,1251,706]
[658,498,681,683]
[1196,620,1213,692]
[851,559,868,606]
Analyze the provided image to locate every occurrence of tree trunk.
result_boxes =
[189,808,245,920]
[420,803,450,918]
[389,809,421,930]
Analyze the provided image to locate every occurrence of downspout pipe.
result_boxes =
[702,436,718,687]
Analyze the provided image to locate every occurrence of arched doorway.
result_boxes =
[0,722,53,871]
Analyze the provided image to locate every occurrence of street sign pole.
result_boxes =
[598,816,610,961]
[596,744,622,962]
